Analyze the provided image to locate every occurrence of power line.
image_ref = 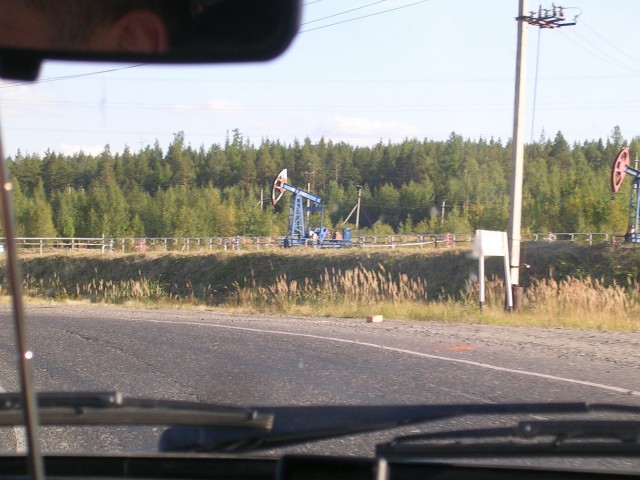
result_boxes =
[531,27,542,143]
[301,0,431,33]
[579,20,637,61]
[560,28,640,75]
[0,64,145,89]
[574,19,640,70]
[7,95,640,114]
[302,0,390,26]
[539,5,640,73]
[0,2,431,86]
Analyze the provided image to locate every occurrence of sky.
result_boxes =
[1,0,640,157]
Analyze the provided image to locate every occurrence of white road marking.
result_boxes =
[0,385,26,453]
[14,427,26,453]
[130,318,640,398]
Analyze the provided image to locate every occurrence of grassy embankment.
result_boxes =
[3,241,640,331]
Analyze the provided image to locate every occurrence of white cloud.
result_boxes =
[242,115,422,147]
[206,99,246,113]
[330,116,420,139]
[58,143,105,156]
[0,83,62,117]
[299,116,421,146]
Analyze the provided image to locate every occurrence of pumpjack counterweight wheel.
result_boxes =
[611,147,630,193]
[272,168,287,206]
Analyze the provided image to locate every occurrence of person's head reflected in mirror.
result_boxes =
[0,0,193,54]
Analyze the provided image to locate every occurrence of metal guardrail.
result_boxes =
[524,232,619,245]
[0,232,624,255]
[8,238,112,255]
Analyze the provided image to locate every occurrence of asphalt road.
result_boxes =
[0,304,640,468]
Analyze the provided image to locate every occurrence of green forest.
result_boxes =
[4,127,636,239]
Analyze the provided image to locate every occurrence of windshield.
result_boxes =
[1,0,640,473]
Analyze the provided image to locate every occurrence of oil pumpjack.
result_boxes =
[611,147,640,243]
[271,168,352,247]
[271,168,327,247]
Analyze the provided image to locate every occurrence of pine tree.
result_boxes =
[22,183,57,237]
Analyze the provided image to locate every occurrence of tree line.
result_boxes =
[5,127,635,238]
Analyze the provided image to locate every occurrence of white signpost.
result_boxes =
[471,230,513,311]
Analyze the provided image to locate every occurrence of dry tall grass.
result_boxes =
[522,276,639,330]
[458,275,640,331]
[22,272,166,305]
[9,259,640,331]
[230,267,640,331]
[231,264,427,311]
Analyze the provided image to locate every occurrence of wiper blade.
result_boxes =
[0,391,273,429]
[159,401,640,453]
[377,420,640,458]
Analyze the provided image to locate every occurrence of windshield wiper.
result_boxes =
[0,391,273,429]
[159,401,640,453]
[377,419,640,458]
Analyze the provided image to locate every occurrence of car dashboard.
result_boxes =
[0,454,635,480]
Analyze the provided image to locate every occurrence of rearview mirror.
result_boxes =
[0,0,301,80]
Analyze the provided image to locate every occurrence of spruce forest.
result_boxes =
[6,127,635,239]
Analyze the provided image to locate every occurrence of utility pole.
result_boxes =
[508,2,575,310]
[355,184,362,234]
[343,184,363,234]
[306,182,311,226]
